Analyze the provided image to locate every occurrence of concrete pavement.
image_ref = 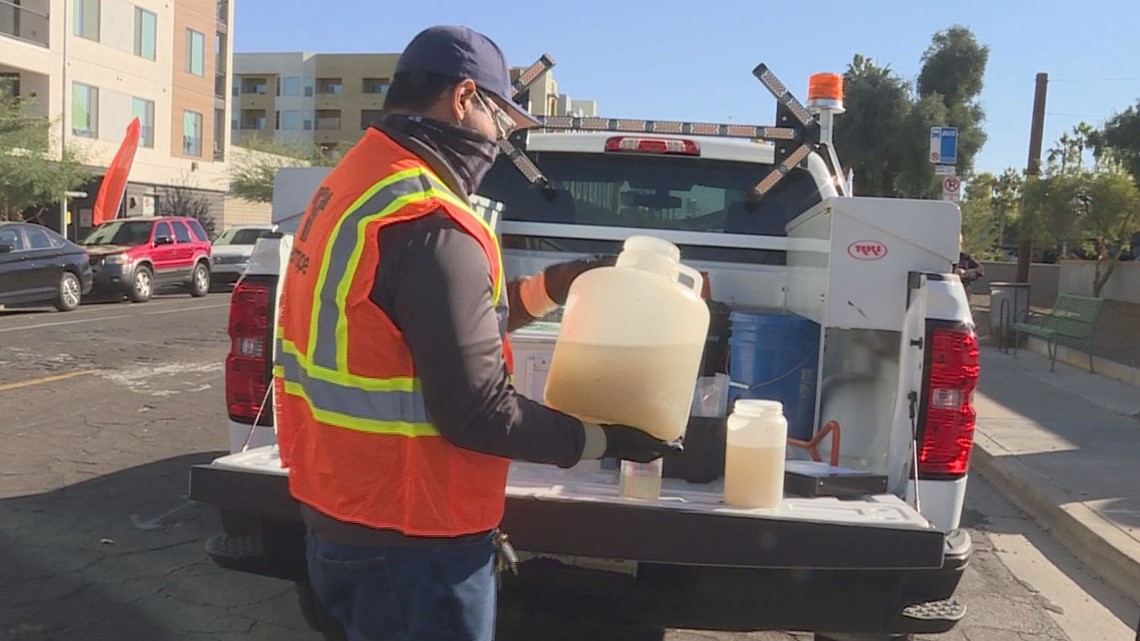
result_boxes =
[972,345,1140,610]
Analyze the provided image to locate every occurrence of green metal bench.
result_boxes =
[1014,294,1105,372]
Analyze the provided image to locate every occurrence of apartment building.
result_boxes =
[233,51,595,153]
[0,0,235,237]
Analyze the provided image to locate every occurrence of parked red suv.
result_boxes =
[83,216,213,302]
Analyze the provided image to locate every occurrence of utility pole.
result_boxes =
[1016,72,1048,283]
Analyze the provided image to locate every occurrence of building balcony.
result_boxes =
[0,0,50,48]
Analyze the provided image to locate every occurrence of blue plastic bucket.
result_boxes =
[728,311,820,441]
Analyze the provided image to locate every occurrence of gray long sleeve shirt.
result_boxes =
[370,213,586,468]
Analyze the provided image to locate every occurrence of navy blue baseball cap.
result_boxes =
[395,25,541,129]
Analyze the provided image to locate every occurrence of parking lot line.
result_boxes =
[0,369,100,393]
[0,302,229,334]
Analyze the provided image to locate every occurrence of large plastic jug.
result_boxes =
[544,236,710,441]
[724,400,788,509]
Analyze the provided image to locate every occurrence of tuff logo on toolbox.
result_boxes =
[847,241,888,261]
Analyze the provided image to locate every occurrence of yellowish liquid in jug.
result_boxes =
[545,342,704,441]
[724,444,785,509]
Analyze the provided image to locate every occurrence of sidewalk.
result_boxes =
[971,346,1140,606]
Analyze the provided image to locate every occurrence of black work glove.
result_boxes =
[601,424,683,463]
[543,255,617,305]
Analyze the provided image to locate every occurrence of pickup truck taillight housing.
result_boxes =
[225,277,274,425]
[917,325,980,479]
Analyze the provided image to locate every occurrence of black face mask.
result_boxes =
[383,115,499,196]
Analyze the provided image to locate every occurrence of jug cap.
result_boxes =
[733,399,784,417]
[623,235,681,261]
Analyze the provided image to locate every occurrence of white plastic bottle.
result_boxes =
[724,400,788,509]
[544,236,709,442]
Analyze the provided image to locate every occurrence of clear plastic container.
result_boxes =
[724,399,788,509]
[544,236,710,442]
[619,459,663,501]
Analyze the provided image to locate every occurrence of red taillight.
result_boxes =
[604,136,700,156]
[918,328,980,478]
[225,278,273,424]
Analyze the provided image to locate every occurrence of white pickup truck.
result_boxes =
[190,65,978,641]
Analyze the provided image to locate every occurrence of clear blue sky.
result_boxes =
[234,0,1140,176]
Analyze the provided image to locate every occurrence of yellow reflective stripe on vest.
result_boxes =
[276,377,438,438]
[274,345,435,435]
[308,168,432,370]
[278,337,419,392]
[429,185,505,305]
[306,168,501,372]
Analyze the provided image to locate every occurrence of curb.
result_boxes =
[971,431,1140,607]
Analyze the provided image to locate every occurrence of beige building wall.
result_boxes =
[221,196,272,227]
[1,0,234,232]
[311,53,398,151]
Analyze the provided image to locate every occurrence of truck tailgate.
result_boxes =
[191,447,945,571]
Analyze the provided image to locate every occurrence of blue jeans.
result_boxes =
[306,530,497,641]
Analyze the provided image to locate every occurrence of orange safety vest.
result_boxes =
[274,128,512,537]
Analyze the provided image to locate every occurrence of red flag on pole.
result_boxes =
[92,118,141,226]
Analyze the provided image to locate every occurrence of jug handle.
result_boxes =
[677,264,704,296]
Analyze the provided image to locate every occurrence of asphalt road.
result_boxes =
[0,295,1134,641]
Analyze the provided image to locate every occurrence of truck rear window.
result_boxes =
[478,151,822,263]
[480,152,821,235]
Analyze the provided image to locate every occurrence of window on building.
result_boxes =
[73,0,100,40]
[362,78,390,94]
[72,83,98,138]
[134,8,156,60]
[278,110,301,131]
[315,109,341,130]
[303,81,314,97]
[279,76,301,97]
[186,29,205,77]
[360,109,383,129]
[214,108,225,161]
[240,109,266,130]
[183,110,203,156]
[241,77,267,95]
[0,73,19,99]
[132,97,155,148]
[316,78,342,95]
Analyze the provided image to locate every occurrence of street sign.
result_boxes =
[930,126,959,165]
[942,175,961,203]
[934,164,956,176]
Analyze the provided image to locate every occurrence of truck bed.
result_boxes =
[194,447,944,569]
[190,447,969,633]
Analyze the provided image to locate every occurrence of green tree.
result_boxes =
[1028,124,1140,297]
[0,92,90,221]
[915,25,989,181]
[833,26,989,199]
[228,133,337,203]
[1080,170,1140,296]
[832,55,912,197]
[1094,100,1140,185]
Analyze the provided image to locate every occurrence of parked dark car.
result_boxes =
[0,222,93,312]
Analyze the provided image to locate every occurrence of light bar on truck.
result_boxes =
[754,63,815,127]
[752,144,811,196]
[513,54,555,95]
[500,54,558,186]
[536,116,798,142]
